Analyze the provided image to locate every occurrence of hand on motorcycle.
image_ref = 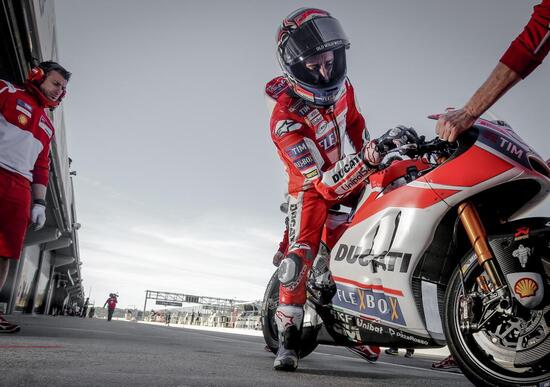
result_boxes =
[361,141,382,167]
[377,126,420,151]
[436,108,477,142]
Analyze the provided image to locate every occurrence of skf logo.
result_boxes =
[18,114,28,126]
[514,277,538,298]
[514,227,529,241]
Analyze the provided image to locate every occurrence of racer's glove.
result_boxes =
[30,203,46,231]
[361,141,382,167]
[377,125,420,152]
[273,251,285,267]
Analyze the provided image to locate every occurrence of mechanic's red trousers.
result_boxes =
[0,168,31,260]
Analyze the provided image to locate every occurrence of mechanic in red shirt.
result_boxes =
[0,61,70,333]
[103,294,118,322]
[437,0,550,141]
[266,8,416,371]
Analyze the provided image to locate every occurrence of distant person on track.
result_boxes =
[103,293,118,321]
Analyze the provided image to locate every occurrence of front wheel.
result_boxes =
[444,252,550,386]
[261,270,319,358]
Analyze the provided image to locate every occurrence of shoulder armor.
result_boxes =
[265,76,289,101]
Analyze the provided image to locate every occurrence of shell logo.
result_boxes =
[514,277,538,298]
[18,114,28,126]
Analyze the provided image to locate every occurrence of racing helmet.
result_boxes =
[276,8,350,106]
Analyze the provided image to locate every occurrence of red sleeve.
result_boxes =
[345,81,369,153]
[31,141,50,186]
[500,0,550,78]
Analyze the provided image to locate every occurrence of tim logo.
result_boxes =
[285,141,309,160]
[499,137,524,159]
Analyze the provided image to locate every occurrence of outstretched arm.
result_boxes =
[436,63,521,142]
[437,0,550,142]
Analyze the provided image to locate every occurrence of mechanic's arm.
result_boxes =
[437,0,550,142]
[29,144,51,230]
[437,63,521,142]
[31,183,47,202]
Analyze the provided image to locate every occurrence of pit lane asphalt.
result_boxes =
[0,315,471,387]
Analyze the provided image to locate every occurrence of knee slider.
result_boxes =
[278,253,302,288]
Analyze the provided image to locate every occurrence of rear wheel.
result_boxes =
[444,252,550,386]
[261,270,319,358]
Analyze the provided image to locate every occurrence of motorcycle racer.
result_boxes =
[266,8,415,371]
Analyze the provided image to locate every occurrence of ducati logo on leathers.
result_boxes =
[288,203,298,244]
[332,157,361,183]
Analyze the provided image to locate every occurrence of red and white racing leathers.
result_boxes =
[0,79,54,259]
[267,76,374,305]
[500,0,550,78]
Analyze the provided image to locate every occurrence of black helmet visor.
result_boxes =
[283,17,349,66]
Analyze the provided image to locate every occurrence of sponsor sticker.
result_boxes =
[514,226,529,241]
[333,243,411,273]
[17,114,28,126]
[318,131,338,151]
[332,282,406,325]
[514,277,538,298]
[304,170,319,179]
[16,99,33,115]
[512,244,531,268]
[38,116,53,137]
[284,141,309,159]
[293,154,315,171]
[275,120,302,137]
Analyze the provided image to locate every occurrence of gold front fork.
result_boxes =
[458,201,504,289]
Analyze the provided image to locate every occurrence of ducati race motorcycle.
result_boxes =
[262,117,550,387]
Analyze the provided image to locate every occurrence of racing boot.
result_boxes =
[273,304,303,371]
[308,244,336,305]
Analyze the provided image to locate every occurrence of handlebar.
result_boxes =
[377,137,454,167]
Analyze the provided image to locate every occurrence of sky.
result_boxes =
[54,0,549,309]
